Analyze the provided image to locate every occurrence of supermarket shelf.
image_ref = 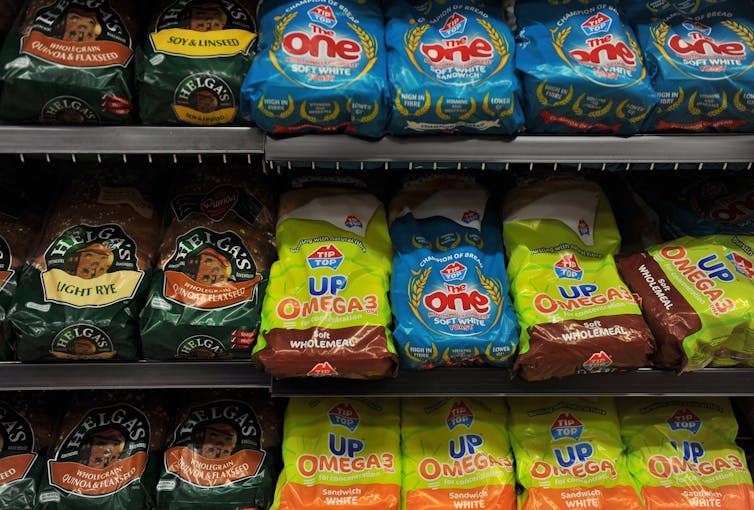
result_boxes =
[265,133,754,164]
[0,361,270,390]
[0,126,265,154]
[270,368,754,397]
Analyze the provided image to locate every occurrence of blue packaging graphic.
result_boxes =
[624,0,754,132]
[240,0,388,137]
[515,0,657,134]
[386,0,524,134]
[388,177,519,369]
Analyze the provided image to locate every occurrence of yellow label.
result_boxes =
[172,105,237,125]
[42,268,144,307]
[150,28,255,57]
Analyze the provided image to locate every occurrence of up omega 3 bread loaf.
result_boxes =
[502,179,655,380]
[389,176,519,369]
[241,0,389,137]
[140,168,276,360]
[386,0,524,135]
[0,0,139,123]
[156,390,281,510]
[35,391,168,510]
[254,185,397,379]
[138,0,257,125]
[9,170,162,361]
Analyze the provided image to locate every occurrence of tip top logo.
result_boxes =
[554,254,583,280]
[726,252,754,279]
[682,20,712,35]
[329,403,360,431]
[462,209,480,224]
[578,219,590,236]
[447,401,474,430]
[439,13,467,38]
[581,12,612,36]
[551,412,584,441]
[582,351,613,372]
[668,409,702,435]
[344,215,363,229]
[307,245,344,271]
[308,4,337,28]
[308,361,338,377]
[441,262,467,282]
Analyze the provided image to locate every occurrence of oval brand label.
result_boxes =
[49,403,149,497]
[20,0,133,68]
[41,96,99,124]
[176,335,230,359]
[51,323,115,360]
[552,5,645,87]
[0,402,37,487]
[172,73,237,125]
[165,400,265,487]
[163,227,261,310]
[407,7,510,86]
[269,1,377,90]
[42,224,144,308]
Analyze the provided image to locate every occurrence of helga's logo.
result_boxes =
[440,262,467,282]
[439,13,467,38]
[726,252,754,279]
[668,409,702,435]
[308,4,337,28]
[329,403,360,431]
[551,412,584,441]
[307,245,344,270]
[446,401,474,431]
[554,254,583,280]
[581,12,612,36]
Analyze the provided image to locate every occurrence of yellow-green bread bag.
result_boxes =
[271,397,401,510]
[401,398,516,510]
[508,397,643,510]
[619,398,754,509]
[253,186,397,379]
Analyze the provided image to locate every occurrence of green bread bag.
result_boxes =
[156,391,281,510]
[138,0,256,125]
[140,168,276,360]
[0,0,139,123]
[254,186,397,379]
[271,397,401,510]
[0,394,56,510]
[508,397,643,510]
[502,179,654,380]
[619,398,754,509]
[9,170,162,361]
[617,235,754,370]
[401,398,516,510]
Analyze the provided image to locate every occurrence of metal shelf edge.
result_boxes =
[0,361,271,390]
[0,126,265,154]
[265,133,754,164]
[270,368,754,397]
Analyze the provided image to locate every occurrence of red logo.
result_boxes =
[447,401,474,430]
[307,361,338,376]
[668,408,702,434]
[420,38,494,63]
[727,252,754,279]
[669,35,745,57]
[440,262,467,282]
[440,13,467,38]
[329,402,359,430]
[307,245,344,270]
[582,351,613,373]
[200,186,239,221]
[462,209,480,223]
[551,412,584,441]
[569,35,636,68]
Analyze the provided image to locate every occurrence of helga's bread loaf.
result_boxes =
[254,185,398,379]
[0,0,140,123]
[138,0,257,125]
[140,168,276,360]
[35,391,168,510]
[0,392,57,510]
[9,170,162,361]
[156,390,281,509]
